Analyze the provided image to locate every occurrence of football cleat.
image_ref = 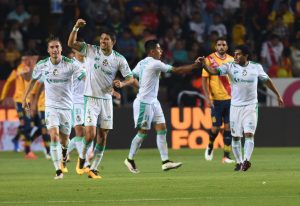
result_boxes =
[162,160,182,171]
[54,169,63,180]
[242,160,251,171]
[222,157,235,164]
[83,165,91,173]
[88,170,102,179]
[24,152,38,160]
[124,158,140,174]
[234,163,242,171]
[76,157,85,175]
[204,146,213,161]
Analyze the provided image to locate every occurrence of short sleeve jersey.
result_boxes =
[32,56,83,110]
[79,43,132,99]
[217,61,269,106]
[133,57,172,104]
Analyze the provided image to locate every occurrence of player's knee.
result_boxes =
[211,126,220,134]
[244,133,254,138]
[232,136,241,141]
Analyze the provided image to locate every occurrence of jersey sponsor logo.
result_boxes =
[46,78,68,84]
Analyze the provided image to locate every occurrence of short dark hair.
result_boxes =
[145,39,159,54]
[235,45,250,56]
[47,35,61,46]
[100,29,117,42]
[216,37,227,43]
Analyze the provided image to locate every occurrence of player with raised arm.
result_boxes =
[124,39,201,173]
[197,45,284,171]
[22,36,85,179]
[68,19,134,179]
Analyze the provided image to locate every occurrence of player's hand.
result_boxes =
[22,101,30,111]
[277,96,284,107]
[112,91,121,100]
[195,56,205,64]
[113,80,124,88]
[206,99,214,108]
[75,19,86,28]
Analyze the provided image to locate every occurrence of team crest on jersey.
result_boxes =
[242,69,247,76]
[76,115,81,122]
[102,59,108,66]
[53,68,59,76]
[86,116,92,123]
[141,120,148,127]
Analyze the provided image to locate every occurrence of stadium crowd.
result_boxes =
[0,0,299,106]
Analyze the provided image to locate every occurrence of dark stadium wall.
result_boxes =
[107,107,300,149]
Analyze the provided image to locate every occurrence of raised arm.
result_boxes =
[264,79,284,106]
[68,19,86,51]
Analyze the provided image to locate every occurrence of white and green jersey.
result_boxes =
[32,56,85,110]
[133,57,172,104]
[72,57,87,104]
[79,43,132,99]
[217,61,269,106]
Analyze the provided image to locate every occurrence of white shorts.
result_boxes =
[84,97,113,129]
[73,103,84,126]
[133,98,165,130]
[45,107,72,135]
[230,104,258,137]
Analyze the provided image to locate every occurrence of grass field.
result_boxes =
[0,148,300,206]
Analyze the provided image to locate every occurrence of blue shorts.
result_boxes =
[211,99,230,127]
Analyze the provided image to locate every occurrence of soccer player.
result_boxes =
[197,45,284,171]
[202,38,235,163]
[22,36,85,179]
[68,19,134,179]
[124,39,201,173]
[0,52,38,158]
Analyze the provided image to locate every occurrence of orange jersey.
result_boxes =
[31,82,45,111]
[202,53,234,100]
[0,63,31,103]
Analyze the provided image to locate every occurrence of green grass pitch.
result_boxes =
[0,148,300,206]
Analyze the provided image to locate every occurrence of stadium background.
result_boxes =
[0,0,300,150]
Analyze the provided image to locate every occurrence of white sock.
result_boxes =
[231,139,243,164]
[128,133,146,160]
[67,136,77,155]
[244,137,254,161]
[50,141,61,170]
[84,141,94,167]
[75,136,84,155]
[90,144,105,171]
[156,130,168,161]
[81,138,92,159]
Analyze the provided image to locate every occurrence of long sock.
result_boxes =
[231,139,242,163]
[156,130,168,161]
[81,138,92,159]
[90,144,105,171]
[67,136,78,155]
[208,130,218,155]
[244,137,254,161]
[223,131,232,158]
[75,136,84,155]
[50,142,61,170]
[128,133,147,160]
[84,141,94,167]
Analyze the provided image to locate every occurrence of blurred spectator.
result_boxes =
[188,11,206,43]
[116,28,137,67]
[223,0,241,16]
[208,13,227,38]
[0,29,6,50]
[268,47,293,77]
[268,1,295,29]
[202,30,219,55]
[261,34,284,73]
[172,39,188,64]
[8,20,24,51]
[129,16,146,38]
[6,2,30,30]
[269,15,290,41]
[26,14,47,52]
[140,1,159,32]
[5,38,21,68]
[106,9,124,36]
[290,35,300,77]
[231,17,247,47]
[0,49,13,80]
